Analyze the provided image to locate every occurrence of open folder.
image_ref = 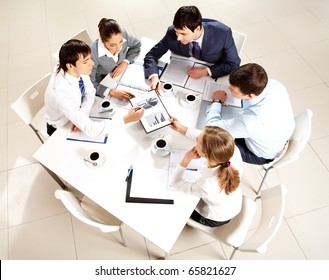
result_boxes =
[125,166,174,204]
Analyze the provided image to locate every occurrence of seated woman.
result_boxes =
[170,125,243,227]
[90,18,141,99]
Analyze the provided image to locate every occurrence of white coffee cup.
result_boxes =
[162,83,173,95]
[99,100,114,114]
[185,93,197,104]
[85,150,100,166]
[152,138,171,156]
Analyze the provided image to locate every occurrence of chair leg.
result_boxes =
[119,227,127,247]
[229,247,238,260]
[256,166,273,196]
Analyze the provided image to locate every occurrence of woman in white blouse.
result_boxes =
[90,18,141,99]
[170,126,243,227]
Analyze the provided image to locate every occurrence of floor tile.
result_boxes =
[271,11,329,48]
[0,228,8,259]
[0,125,8,172]
[0,171,8,229]
[253,49,322,92]
[286,206,329,259]
[290,84,329,140]
[296,40,329,82]
[310,136,329,170]
[8,213,76,259]
[7,163,67,226]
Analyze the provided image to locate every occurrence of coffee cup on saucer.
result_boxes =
[162,83,173,96]
[185,93,197,104]
[84,150,100,167]
[99,100,114,115]
[151,138,171,157]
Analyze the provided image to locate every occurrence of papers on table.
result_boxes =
[203,79,242,108]
[168,149,201,190]
[160,56,214,93]
[66,131,108,144]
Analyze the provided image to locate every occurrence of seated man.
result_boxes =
[45,39,144,138]
[206,63,296,164]
[171,63,295,165]
[144,5,240,93]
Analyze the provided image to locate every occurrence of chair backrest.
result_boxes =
[187,195,257,248]
[53,29,93,61]
[239,184,286,253]
[232,30,247,56]
[55,189,121,233]
[11,73,51,143]
[273,109,313,169]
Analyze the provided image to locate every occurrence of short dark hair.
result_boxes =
[98,18,122,42]
[173,6,202,31]
[57,39,91,73]
[229,63,268,96]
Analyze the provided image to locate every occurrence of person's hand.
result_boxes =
[111,61,128,78]
[109,89,135,100]
[123,107,145,124]
[150,76,160,94]
[212,90,228,103]
[187,67,208,79]
[70,124,81,133]
[169,116,188,135]
[180,146,200,167]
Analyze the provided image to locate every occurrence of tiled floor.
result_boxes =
[1,0,329,260]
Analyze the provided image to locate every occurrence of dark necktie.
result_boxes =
[192,41,202,60]
[79,77,85,103]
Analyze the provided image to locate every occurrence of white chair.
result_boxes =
[256,109,313,196]
[55,189,127,247]
[11,73,68,190]
[187,184,286,259]
[53,29,93,61]
[11,73,51,144]
[232,30,247,56]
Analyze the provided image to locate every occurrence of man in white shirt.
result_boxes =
[45,39,144,138]
[205,63,295,165]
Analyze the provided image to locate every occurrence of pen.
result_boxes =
[186,168,198,171]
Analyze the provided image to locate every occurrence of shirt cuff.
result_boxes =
[148,73,158,80]
[206,67,212,77]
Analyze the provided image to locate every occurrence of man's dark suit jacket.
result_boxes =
[144,19,241,79]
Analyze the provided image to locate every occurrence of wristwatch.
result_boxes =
[212,99,223,104]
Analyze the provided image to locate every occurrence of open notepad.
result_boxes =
[203,80,242,108]
[160,56,214,93]
[168,149,202,190]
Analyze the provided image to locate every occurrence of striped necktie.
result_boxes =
[79,77,85,103]
[192,41,202,60]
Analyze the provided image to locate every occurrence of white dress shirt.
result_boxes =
[170,142,243,222]
[205,79,295,159]
[45,69,124,138]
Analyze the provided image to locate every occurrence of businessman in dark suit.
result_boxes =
[144,6,241,93]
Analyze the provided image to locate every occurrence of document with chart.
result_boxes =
[129,91,171,134]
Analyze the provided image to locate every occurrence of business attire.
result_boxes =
[170,144,243,227]
[144,19,241,79]
[90,30,141,97]
[45,70,123,138]
[205,79,295,164]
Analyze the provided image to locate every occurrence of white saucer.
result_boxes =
[98,107,115,117]
[84,151,106,168]
[177,92,201,110]
[151,140,171,157]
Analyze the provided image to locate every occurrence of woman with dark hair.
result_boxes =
[170,125,243,227]
[90,18,141,99]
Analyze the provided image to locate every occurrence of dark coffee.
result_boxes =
[186,94,196,102]
[163,83,172,90]
[90,152,100,161]
[156,139,166,149]
[101,101,110,108]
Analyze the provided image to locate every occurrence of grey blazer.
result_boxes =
[90,30,141,97]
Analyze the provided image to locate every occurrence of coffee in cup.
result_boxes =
[152,138,171,157]
[155,139,167,149]
[101,100,111,108]
[185,94,197,103]
[162,83,173,96]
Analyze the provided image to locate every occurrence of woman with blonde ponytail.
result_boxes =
[170,126,243,227]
